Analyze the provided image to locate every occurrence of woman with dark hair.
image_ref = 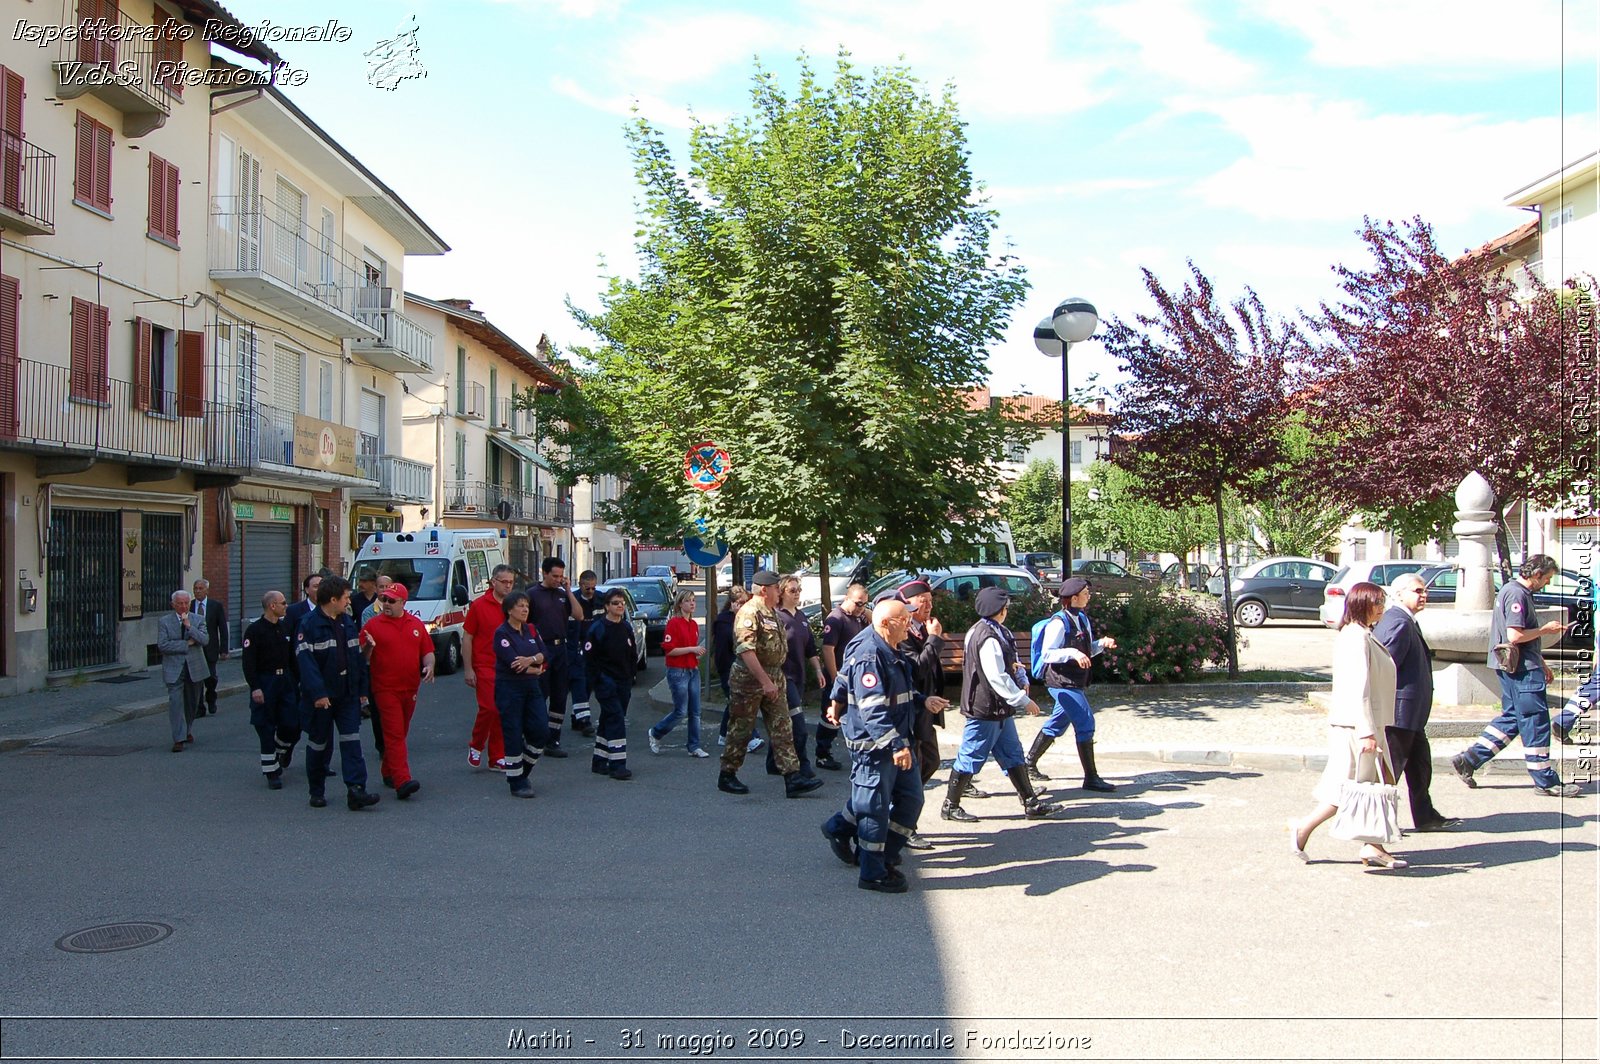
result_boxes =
[585,589,639,781]
[493,590,549,798]
[1290,581,1406,869]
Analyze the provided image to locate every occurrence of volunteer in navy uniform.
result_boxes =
[567,569,604,738]
[528,557,589,756]
[584,588,639,780]
[295,575,380,811]
[240,590,299,789]
[941,587,1062,822]
[493,590,550,798]
[1451,554,1581,797]
[1025,577,1119,792]
[815,582,869,770]
[820,599,949,893]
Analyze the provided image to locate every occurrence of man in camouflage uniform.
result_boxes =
[717,571,825,799]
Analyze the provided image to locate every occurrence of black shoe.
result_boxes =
[396,780,420,800]
[963,782,994,799]
[814,754,843,771]
[509,779,535,798]
[610,767,634,781]
[858,869,909,894]
[346,786,380,811]
[1083,777,1117,793]
[903,832,934,850]
[717,772,749,795]
[1538,782,1583,797]
[1451,753,1478,789]
[941,801,977,822]
[785,772,824,798]
[543,744,569,759]
[266,773,283,791]
[766,764,784,776]
[1411,816,1461,832]
[309,795,327,808]
[577,722,597,738]
[1023,797,1063,819]
[382,776,395,789]
[1077,740,1117,791]
[821,824,856,866]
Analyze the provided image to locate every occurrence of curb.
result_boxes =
[0,681,249,753]
[1030,744,1593,776]
[1100,681,1326,700]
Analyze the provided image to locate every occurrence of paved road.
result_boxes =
[1,675,1594,1062]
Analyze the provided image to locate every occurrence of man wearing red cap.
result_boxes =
[360,582,435,800]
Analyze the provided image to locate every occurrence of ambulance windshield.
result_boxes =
[360,559,450,601]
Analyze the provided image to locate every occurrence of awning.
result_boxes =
[490,435,548,471]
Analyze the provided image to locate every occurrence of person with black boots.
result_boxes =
[815,582,870,770]
[584,589,639,781]
[295,576,380,812]
[717,571,819,798]
[1025,577,1119,793]
[240,590,299,789]
[492,591,550,798]
[942,587,1061,823]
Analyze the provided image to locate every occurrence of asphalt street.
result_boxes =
[1,659,1595,1064]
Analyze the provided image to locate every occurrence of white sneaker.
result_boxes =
[747,737,764,753]
[688,747,710,758]
[648,732,662,755]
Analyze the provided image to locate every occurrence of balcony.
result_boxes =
[457,381,486,421]
[511,406,537,439]
[351,290,433,373]
[205,400,377,489]
[0,358,211,472]
[443,481,573,526]
[489,397,517,434]
[52,1,177,138]
[0,133,57,235]
[353,453,433,503]
[208,197,380,340]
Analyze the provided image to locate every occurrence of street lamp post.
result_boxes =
[1032,298,1099,570]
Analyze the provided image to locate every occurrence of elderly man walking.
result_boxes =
[191,579,228,717]
[157,590,209,752]
[1373,573,1458,831]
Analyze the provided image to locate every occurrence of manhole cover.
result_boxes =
[55,922,172,954]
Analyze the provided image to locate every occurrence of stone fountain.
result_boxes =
[1416,472,1563,705]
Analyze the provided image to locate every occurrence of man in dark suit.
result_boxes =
[286,572,324,632]
[192,579,229,716]
[1374,573,1458,832]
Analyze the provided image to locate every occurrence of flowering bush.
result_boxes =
[1086,586,1233,684]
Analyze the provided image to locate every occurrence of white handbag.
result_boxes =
[1330,748,1401,846]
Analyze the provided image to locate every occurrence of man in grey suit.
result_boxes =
[158,590,210,753]
[192,578,228,717]
[1373,573,1458,831]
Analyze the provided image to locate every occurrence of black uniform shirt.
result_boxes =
[584,617,637,687]
[241,616,296,689]
[527,583,575,645]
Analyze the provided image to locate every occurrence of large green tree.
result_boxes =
[528,53,1031,591]
[1071,461,1218,561]
[1005,458,1062,554]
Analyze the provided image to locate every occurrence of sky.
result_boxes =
[222,0,1597,400]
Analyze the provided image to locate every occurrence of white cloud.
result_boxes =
[1091,0,1257,89]
[1246,0,1596,70]
[549,76,727,130]
[986,176,1173,206]
[485,0,622,18]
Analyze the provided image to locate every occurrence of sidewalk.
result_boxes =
[0,658,248,752]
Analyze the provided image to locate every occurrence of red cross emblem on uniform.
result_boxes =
[861,672,878,688]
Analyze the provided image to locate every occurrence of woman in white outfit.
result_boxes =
[1290,581,1407,869]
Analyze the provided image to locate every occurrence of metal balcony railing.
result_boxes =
[352,293,433,372]
[1,358,209,465]
[459,381,486,420]
[490,397,516,432]
[354,453,432,502]
[0,132,57,235]
[53,0,177,134]
[443,481,573,525]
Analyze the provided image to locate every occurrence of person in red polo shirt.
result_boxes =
[360,583,435,800]
[462,565,517,770]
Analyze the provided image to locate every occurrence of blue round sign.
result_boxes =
[683,535,728,566]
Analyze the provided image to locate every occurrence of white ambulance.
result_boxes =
[350,526,507,674]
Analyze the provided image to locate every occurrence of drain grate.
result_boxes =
[55,922,173,954]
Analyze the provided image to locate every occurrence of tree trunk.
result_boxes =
[818,519,834,613]
[1493,506,1514,580]
[1214,488,1240,679]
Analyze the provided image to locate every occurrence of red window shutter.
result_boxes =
[147,156,162,238]
[166,158,180,241]
[156,24,184,97]
[1,68,23,214]
[0,274,18,439]
[74,112,92,204]
[1,67,22,136]
[93,120,111,212]
[69,297,90,399]
[178,329,204,417]
[92,302,109,403]
[76,0,101,66]
[134,316,151,410]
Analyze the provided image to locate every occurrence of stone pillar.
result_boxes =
[1452,472,1498,612]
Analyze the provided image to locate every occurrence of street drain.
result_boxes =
[55,922,173,954]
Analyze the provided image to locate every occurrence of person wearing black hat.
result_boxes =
[942,587,1063,822]
[1025,577,1119,792]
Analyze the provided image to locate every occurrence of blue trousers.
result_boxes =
[1553,673,1597,734]
[496,676,549,779]
[766,678,812,776]
[303,694,367,795]
[954,717,1026,774]
[650,667,702,751]
[1459,668,1560,788]
[250,673,300,777]
[1042,687,1094,740]
[843,749,923,883]
[592,674,630,773]
[567,638,592,726]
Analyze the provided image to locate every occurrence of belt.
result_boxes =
[546,637,566,645]
[266,668,286,676]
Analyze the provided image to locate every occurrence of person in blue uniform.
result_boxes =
[941,587,1062,822]
[527,557,588,757]
[585,589,638,780]
[1025,577,1120,792]
[493,590,550,798]
[820,599,949,893]
[240,589,299,789]
[767,575,823,779]
[567,570,604,741]
[295,575,379,811]
[815,583,870,771]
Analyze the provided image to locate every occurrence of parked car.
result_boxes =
[1070,559,1147,596]
[866,565,1042,604]
[1417,564,1593,652]
[1017,551,1064,589]
[1205,565,1242,597]
[641,565,678,593]
[1212,556,1339,627]
[598,579,667,659]
[792,554,873,608]
[1318,559,1436,627]
[1160,561,1214,592]
[1136,561,1163,582]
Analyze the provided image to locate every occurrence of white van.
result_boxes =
[351,526,506,674]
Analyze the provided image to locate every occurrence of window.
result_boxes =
[272,344,302,413]
[140,513,183,614]
[73,111,112,214]
[135,319,176,414]
[1070,440,1083,464]
[455,430,467,477]
[274,176,306,278]
[1548,206,1575,231]
[69,297,109,403]
[147,154,179,245]
[152,18,184,96]
[455,346,466,413]
[317,359,334,421]
[1260,563,1289,580]
[1006,441,1028,461]
[319,208,336,285]
[1,273,18,439]
[489,366,498,420]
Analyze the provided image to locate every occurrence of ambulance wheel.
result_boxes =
[438,635,463,675]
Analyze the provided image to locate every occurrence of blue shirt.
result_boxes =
[493,621,548,688]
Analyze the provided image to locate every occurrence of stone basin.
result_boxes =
[1417,606,1565,661]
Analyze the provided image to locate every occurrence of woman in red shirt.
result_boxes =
[648,590,708,757]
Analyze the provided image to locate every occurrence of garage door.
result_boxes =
[228,521,295,627]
